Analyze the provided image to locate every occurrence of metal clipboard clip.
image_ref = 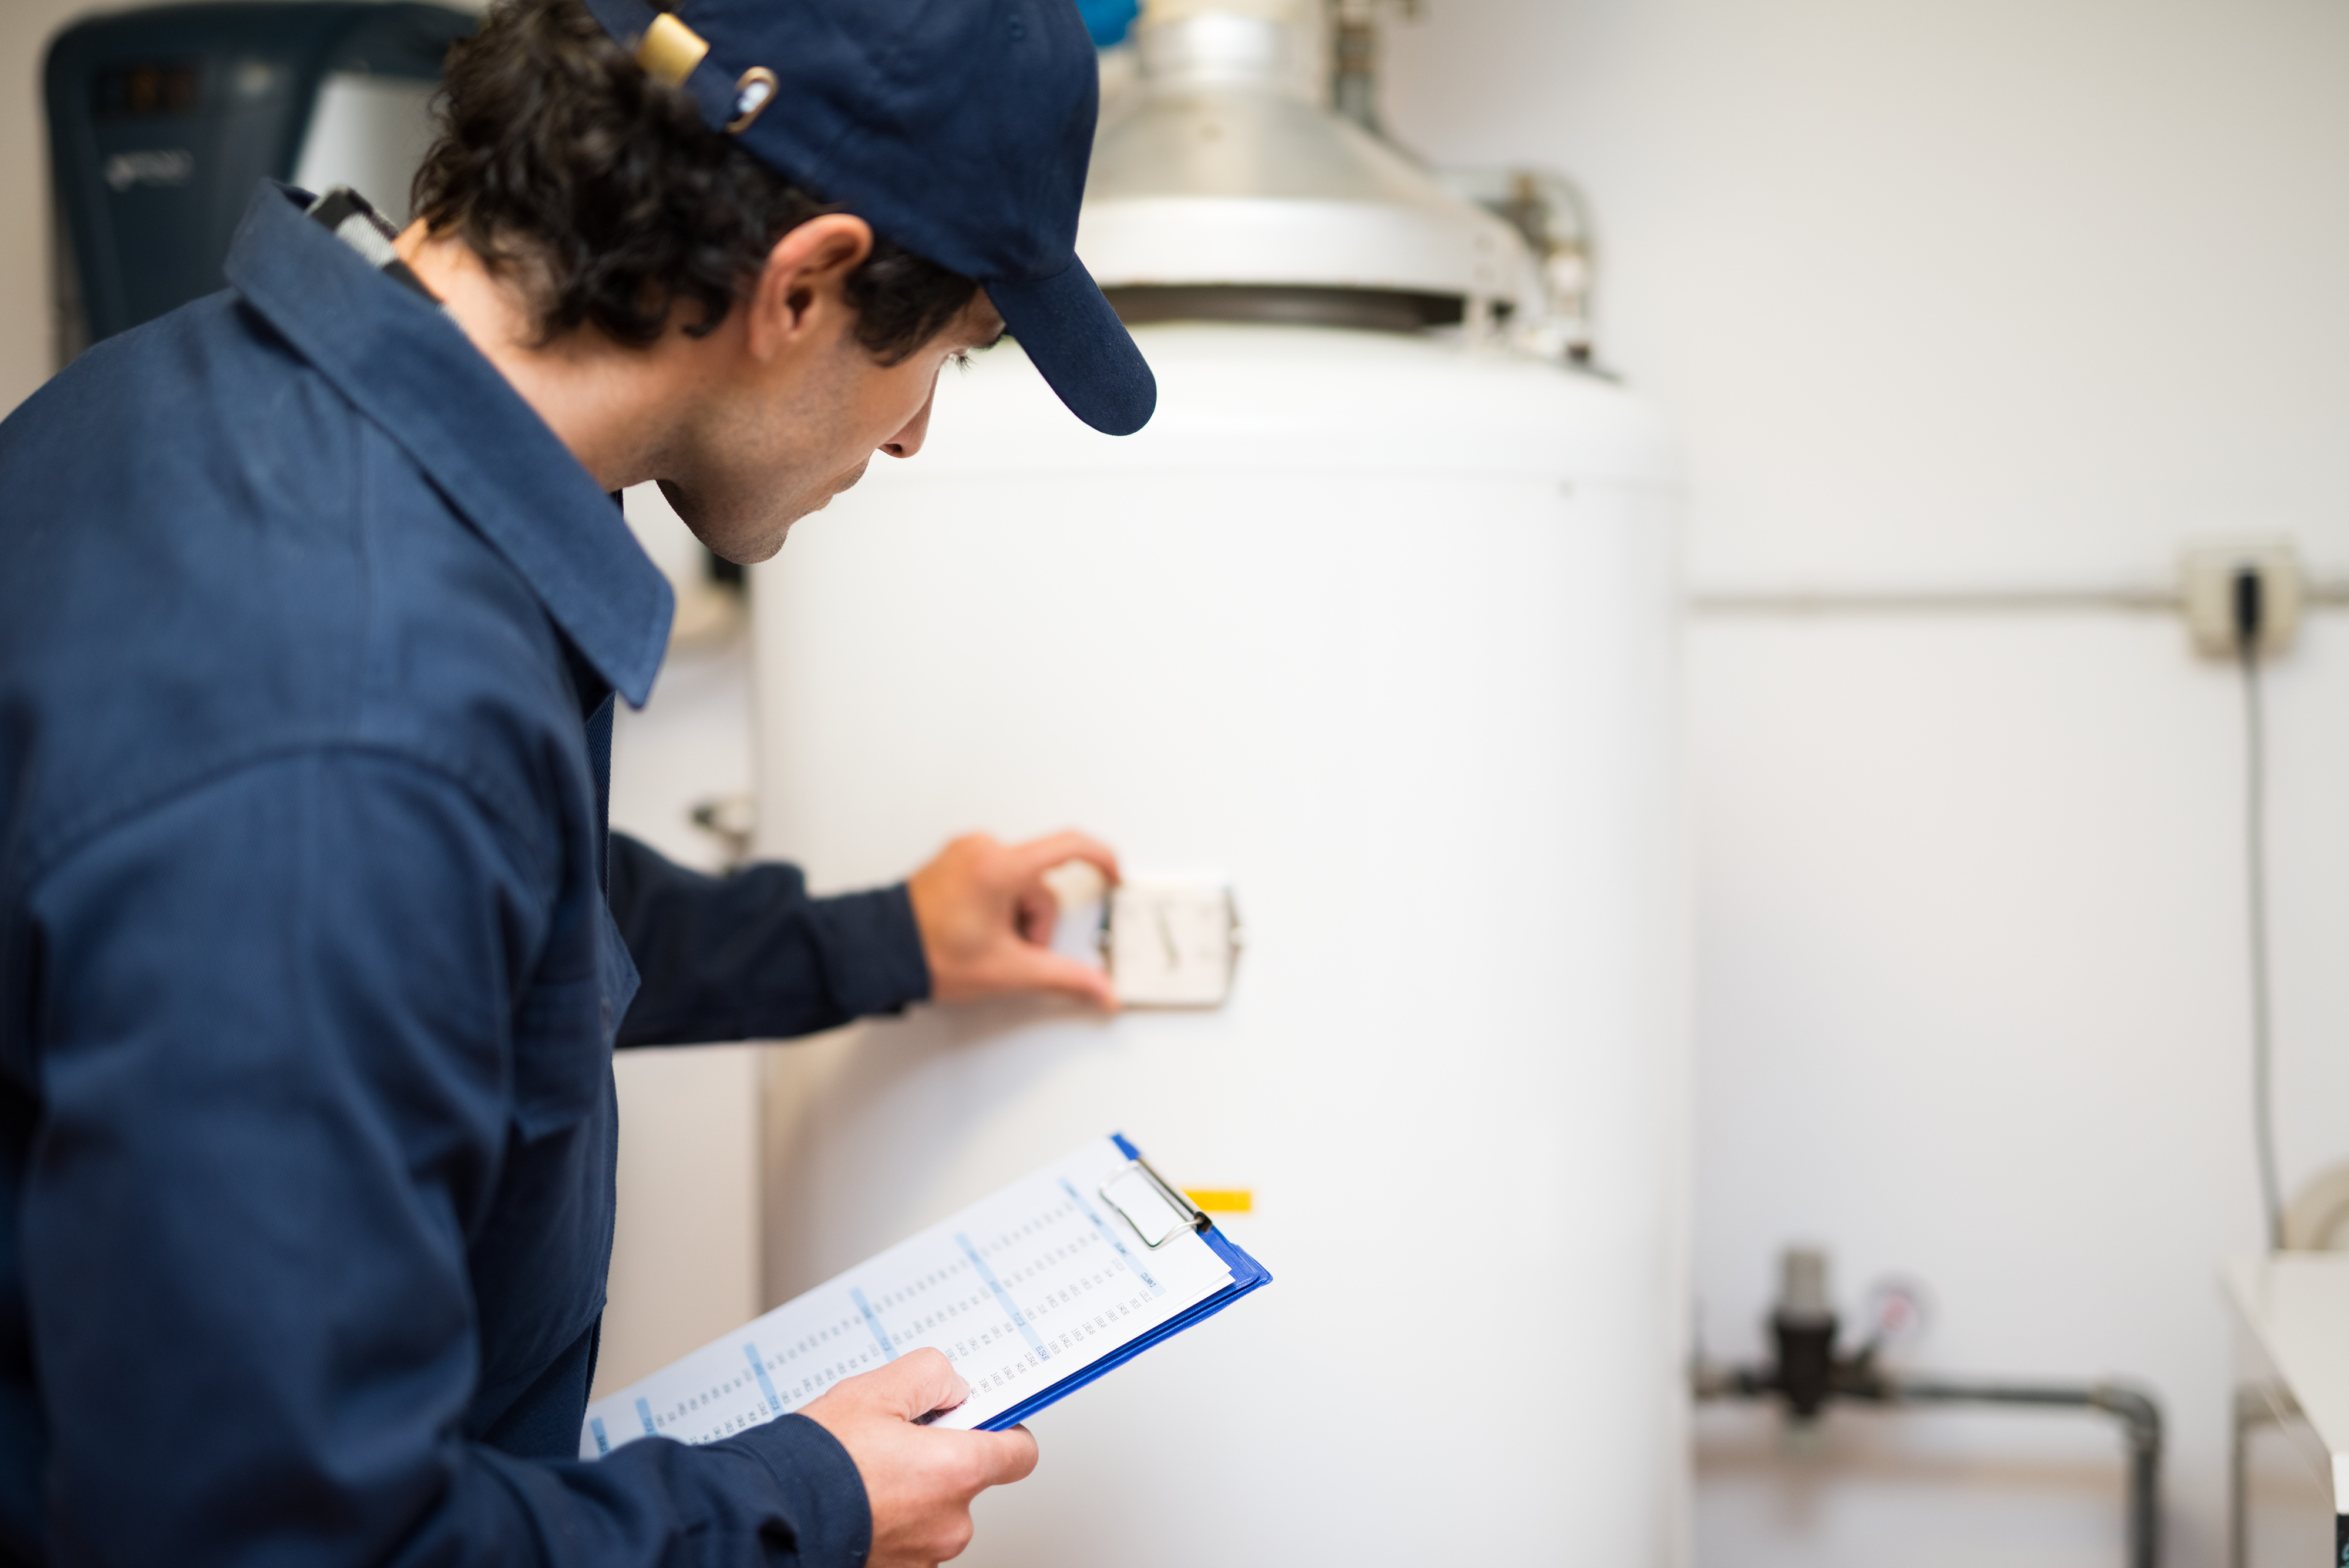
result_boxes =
[1099,1155,1210,1248]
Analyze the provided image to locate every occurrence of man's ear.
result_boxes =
[745,213,874,362]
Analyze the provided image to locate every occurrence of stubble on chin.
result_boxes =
[659,483,780,566]
[663,456,872,566]
[741,463,867,556]
[726,483,835,563]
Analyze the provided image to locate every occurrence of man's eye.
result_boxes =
[951,352,974,370]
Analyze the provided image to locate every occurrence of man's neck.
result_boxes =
[393,222,697,491]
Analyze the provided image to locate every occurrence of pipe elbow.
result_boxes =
[2090,1382,2163,1454]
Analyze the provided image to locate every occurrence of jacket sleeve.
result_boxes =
[605,832,931,1048]
[21,753,870,1567]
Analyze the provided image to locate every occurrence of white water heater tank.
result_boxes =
[748,9,1685,1564]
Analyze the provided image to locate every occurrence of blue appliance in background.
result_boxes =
[44,2,473,361]
[1073,0,1138,48]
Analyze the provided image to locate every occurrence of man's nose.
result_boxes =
[880,378,940,460]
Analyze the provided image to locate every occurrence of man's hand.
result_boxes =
[802,1350,1039,1568]
[907,831,1119,1010]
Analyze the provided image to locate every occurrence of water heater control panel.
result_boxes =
[1045,862,1241,1008]
[1105,881,1242,1008]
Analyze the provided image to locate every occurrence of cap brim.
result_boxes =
[985,257,1156,437]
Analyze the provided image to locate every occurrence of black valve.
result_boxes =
[1764,1247,1871,1421]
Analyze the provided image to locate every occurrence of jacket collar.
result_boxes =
[224,183,672,707]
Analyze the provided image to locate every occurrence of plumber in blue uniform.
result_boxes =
[0,0,1156,1560]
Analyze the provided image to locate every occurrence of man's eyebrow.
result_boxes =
[973,324,1008,351]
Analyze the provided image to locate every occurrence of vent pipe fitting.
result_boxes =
[1076,0,1536,334]
[1329,4,1378,133]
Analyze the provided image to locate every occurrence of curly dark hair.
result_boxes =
[409,0,978,361]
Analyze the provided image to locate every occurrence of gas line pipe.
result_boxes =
[1692,1248,2162,1568]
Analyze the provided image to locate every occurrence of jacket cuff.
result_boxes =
[809,884,933,1019]
[742,1414,872,1567]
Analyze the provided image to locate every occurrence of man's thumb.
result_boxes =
[873,1347,967,1419]
[1012,948,1119,1010]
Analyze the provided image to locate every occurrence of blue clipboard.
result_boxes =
[973,1132,1273,1431]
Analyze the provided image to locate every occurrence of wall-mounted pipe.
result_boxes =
[1695,1248,2163,1568]
[1688,576,2349,619]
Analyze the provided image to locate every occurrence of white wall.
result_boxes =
[1385,2,2349,1564]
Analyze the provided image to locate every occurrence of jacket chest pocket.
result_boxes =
[509,899,639,1139]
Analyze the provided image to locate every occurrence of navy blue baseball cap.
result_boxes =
[579,0,1155,436]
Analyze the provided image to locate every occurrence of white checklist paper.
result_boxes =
[580,1137,1237,1458]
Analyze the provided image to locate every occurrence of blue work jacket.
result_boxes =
[0,184,932,1564]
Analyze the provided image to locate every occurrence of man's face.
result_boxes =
[659,291,1007,565]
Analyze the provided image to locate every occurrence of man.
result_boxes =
[0,0,1155,1559]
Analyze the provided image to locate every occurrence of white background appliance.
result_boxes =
[741,6,1689,1559]
[749,311,1684,1561]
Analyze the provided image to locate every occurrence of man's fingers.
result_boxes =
[915,828,1127,1008]
[867,1347,967,1419]
[1005,830,1120,887]
[970,1425,1041,1489]
[998,947,1118,1010]
[1015,884,1059,947]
